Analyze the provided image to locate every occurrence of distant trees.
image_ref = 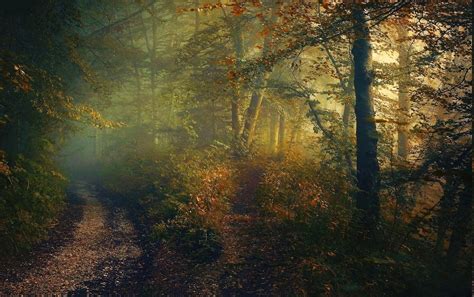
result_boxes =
[410,1,472,276]
[71,1,471,250]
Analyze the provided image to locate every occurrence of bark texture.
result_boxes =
[396,24,410,159]
[352,6,380,226]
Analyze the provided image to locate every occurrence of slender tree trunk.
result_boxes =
[151,5,158,144]
[352,6,380,227]
[269,107,279,155]
[241,73,269,147]
[320,40,355,173]
[95,128,102,161]
[342,102,351,128]
[343,60,355,129]
[140,7,157,145]
[194,0,200,32]
[231,21,244,141]
[231,93,241,140]
[241,1,276,148]
[277,111,286,156]
[435,177,459,255]
[447,179,472,264]
[289,107,304,149]
[396,25,410,159]
[126,6,143,126]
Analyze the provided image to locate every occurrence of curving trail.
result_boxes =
[0,182,147,295]
[151,163,295,296]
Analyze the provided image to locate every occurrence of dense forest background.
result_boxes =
[0,0,472,295]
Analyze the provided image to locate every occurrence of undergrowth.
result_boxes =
[0,155,67,255]
[101,147,237,263]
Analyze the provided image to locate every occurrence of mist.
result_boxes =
[0,0,471,295]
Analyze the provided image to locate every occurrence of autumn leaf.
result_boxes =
[231,4,245,16]
[227,70,236,80]
[222,56,236,66]
[259,27,270,37]
[250,0,262,7]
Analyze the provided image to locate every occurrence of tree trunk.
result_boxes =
[396,24,410,159]
[447,179,472,264]
[352,6,380,227]
[231,20,244,141]
[289,106,304,149]
[241,1,276,148]
[140,7,157,145]
[343,60,355,129]
[277,111,286,156]
[241,73,269,147]
[194,0,200,32]
[151,5,158,144]
[269,107,279,155]
[435,177,459,255]
[231,92,241,141]
[95,128,102,161]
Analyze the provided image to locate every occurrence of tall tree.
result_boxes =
[351,5,380,227]
[396,21,411,159]
[227,14,245,142]
[269,105,279,155]
[240,0,277,148]
[277,109,286,156]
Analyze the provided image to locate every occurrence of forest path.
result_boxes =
[217,163,270,295]
[0,181,148,295]
[151,163,273,296]
[215,161,299,296]
[220,164,262,265]
[151,161,296,296]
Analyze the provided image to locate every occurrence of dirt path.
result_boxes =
[0,181,148,295]
[217,164,276,296]
[0,166,294,296]
[154,163,284,295]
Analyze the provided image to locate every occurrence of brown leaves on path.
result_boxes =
[0,182,145,295]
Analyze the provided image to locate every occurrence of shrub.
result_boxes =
[101,147,236,263]
[0,155,66,255]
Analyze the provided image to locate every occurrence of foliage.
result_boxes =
[257,151,352,221]
[0,0,471,295]
[0,0,113,255]
[255,153,469,296]
[0,155,67,254]
[101,147,237,263]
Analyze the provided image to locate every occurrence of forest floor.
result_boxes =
[151,163,299,296]
[0,181,153,295]
[0,164,297,296]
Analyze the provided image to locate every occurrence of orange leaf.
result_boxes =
[260,27,270,37]
[231,4,246,16]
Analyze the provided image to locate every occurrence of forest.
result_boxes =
[0,0,472,296]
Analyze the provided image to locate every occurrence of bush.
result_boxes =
[101,147,236,263]
[257,152,353,222]
[0,155,67,255]
[253,153,464,296]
